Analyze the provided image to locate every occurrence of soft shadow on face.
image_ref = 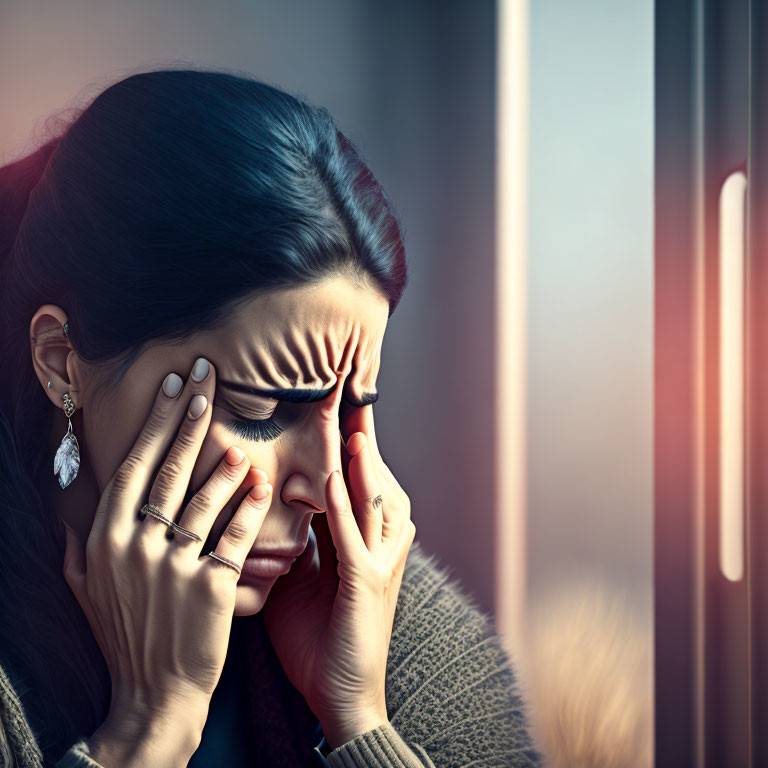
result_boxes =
[53,274,390,616]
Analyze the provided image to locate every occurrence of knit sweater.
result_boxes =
[0,540,542,767]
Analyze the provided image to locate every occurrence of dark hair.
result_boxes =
[0,68,407,761]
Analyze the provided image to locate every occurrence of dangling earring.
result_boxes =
[54,391,80,489]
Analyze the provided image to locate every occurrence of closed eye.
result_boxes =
[221,395,373,444]
[224,413,284,442]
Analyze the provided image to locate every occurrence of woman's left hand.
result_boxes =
[262,401,416,750]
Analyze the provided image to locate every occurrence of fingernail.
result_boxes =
[328,469,346,508]
[191,357,210,382]
[348,432,366,456]
[250,483,271,501]
[252,468,269,484]
[187,393,208,420]
[162,372,183,398]
[225,446,245,465]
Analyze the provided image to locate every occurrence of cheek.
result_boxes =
[84,378,164,493]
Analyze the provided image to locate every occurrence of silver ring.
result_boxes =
[168,521,202,542]
[138,502,173,527]
[206,551,242,575]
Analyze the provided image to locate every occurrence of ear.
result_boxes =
[29,304,84,409]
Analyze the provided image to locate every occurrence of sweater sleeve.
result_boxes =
[327,540,542,768]
[55,739,106,768]
[325,723,436,768]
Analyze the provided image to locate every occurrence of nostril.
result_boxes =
[294,498,324,513]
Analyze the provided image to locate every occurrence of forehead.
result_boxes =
[201,276,389,399]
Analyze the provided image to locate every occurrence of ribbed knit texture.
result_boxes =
[1,540,542,767]
[326,725,436,768]
[49,740,101,768]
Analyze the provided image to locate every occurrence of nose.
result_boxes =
[279,365,352,514]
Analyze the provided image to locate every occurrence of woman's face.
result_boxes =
[64,274,390,615]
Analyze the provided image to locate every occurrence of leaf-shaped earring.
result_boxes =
[54,392,80,489]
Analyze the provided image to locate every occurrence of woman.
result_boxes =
[0,69,541,767]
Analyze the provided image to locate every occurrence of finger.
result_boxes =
[168,446,255,552]
[346,432,383,551]
[101,357,215,532]
[340,401,381,460]
[316,366,353,477]
[207,479,273,571]
[143,360,220,528]
[341,403,399,539]
[341,402,399,491]
[325,470,368,564]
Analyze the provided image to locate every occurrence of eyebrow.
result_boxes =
[217,380,379,407]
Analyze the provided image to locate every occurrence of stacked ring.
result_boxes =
[206,552,242,575]
[137,503,203,543]
[138,502,172,526]
[137,502,240,575]
[168,521,202,542]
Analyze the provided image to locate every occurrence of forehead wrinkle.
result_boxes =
[248,342,293,389]
[230,288,385,391]
[245,324,367,392]
[269,334,305,386]
[285,325,321,386]
[321,320,353,378]
[306,325,340,387]
[349,338,380,396]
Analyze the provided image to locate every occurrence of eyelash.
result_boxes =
[224,414,285,442]
[222,398,356,443]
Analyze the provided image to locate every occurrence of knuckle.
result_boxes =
[113,454,142,492]
[196,562,232,597]
[141,406,169,442]
[185,489,213,521]
[181,504,207,531]
[221,517,249,545]
[173,426,200,455]
[153,458,186,496]
[102,526,126,554]
[243,490,271,511]
[164,547,196,579]
[126,537,152,568]
[217,458,246,482]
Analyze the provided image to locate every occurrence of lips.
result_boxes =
[248,543,306,559]
[240,552,299,580]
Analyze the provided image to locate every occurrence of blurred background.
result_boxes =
[0,1,654,764]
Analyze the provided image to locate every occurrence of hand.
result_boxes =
[262,397,416,750]
[61,357,273,767]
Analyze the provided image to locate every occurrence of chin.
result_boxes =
[233,579,275,615]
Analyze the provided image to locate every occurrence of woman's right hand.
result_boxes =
[60,356,272,768]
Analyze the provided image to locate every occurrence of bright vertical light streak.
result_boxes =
[495,0,528,656]
[719,170,747,582]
